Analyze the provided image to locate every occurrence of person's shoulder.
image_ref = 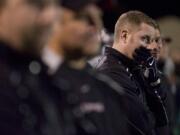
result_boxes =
[90,70,124,95]
[96,56,125,74]
[97,60,128,83]
[95,62,142,98]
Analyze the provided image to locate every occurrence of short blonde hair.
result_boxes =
[114,10,159,43]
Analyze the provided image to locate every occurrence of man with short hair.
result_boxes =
[0,0,62,135]
[97,11,169,135]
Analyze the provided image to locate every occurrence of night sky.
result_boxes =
[98,0,179,32]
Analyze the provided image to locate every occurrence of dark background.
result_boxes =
[97,0,179,32]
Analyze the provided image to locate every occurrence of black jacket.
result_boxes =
[0,41,62,135]
[97,47,169,135]
[51,61,129,135]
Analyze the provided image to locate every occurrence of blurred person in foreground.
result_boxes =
[44,1,129,135]
[97,11,169,135]
[0,0,63,135]
[42,0,103,74]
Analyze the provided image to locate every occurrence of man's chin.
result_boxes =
[86,51,100,59]
[64,48,84,61]
[84,45,100,57]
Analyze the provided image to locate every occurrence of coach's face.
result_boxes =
[125,23,162,59]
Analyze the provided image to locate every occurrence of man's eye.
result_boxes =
[155,38,162,44]
[142,36,150,44]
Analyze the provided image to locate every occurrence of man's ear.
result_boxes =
[120,30,128,44]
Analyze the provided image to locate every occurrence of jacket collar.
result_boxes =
[104,46,137,69]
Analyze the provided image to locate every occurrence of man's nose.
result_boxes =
[147,41,160,51]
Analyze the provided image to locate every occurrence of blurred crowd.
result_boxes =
[0,0,179,135]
